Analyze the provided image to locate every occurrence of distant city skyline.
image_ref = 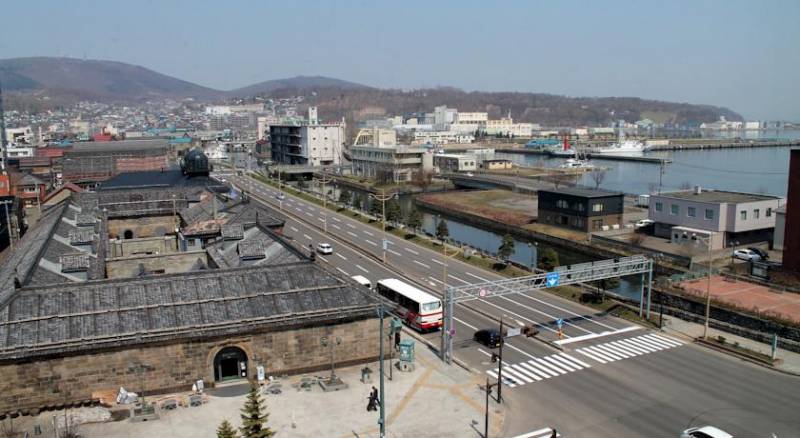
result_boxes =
[1,0,798,121]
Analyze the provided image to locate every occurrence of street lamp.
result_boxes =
[526,242,538,271]
[313,175,333,233]
[368,189,398,263]
[320,334,343,385]
[692,233,714,339]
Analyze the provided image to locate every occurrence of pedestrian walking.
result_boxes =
[371,386,380,407]
[550,428,557,438]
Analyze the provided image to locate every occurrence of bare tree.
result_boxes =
[589,168,607,189]
[679,181,693,190]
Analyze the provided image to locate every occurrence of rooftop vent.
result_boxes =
[60,254,91,273]
[76,213,96,227]
[237,240,266,260]
[222,224,245,240]
[69,229,95,245]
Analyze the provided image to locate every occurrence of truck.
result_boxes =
[636,194,650,208]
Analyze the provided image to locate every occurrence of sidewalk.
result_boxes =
[22,339,503,438]
[661,315,800,375]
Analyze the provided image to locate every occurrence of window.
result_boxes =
[740,210,747,220]
[754,209,760,219]
[687,207,696,218]
[670,204,679,216]
[576,203,586,212]
[556,199,569,209]
[767,208,772,217]
[592,203,603,212]
[655,202,663,212]
[705,209,714,220]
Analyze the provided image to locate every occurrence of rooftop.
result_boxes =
[539,187,624,199]
[99,169,217,190]
[656,189,782,204]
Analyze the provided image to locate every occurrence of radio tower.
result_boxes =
[0,77,8,172]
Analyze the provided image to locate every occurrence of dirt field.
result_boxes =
[418,190,537,226]
[679,276,800,323]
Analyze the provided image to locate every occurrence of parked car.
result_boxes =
[680,425,733,438]
[316,242,333,255]
[747,247,769,260]
[732,248,761,262]
[465,172,474,177]
[473,329,502,348]
[634,219,655,229]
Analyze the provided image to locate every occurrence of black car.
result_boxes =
[473,329,502,348]
[747,247,769,260]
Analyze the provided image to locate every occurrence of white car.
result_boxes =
[634,219,655,229]
[276,193,286,201]
[317,243,333,255]
[732,248,761,262]
[465,172,474,177]
[680,425,733,438]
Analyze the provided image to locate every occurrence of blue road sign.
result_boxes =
[545,272,560,287]
[556,318,564,329]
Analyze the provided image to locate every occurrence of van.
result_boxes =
[351,275,372,289]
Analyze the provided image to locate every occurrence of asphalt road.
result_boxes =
[225,172,800,438]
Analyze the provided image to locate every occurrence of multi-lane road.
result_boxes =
[226,172,800,438]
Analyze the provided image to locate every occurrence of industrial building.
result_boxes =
[61,139,170,186]
[350,144,433,183]
[0,167,382,415]
[538,188,625,232]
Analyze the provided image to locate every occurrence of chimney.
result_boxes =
[694,186,702,195]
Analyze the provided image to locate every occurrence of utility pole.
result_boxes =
[313,174,333,232]
[497,316,504,403]
[440,242,460,362]
[2,199,14,250]
[369,189,396,263]
[658,159,666,195]
[377,303,386,438]
[0,77,8,171]
[704,237,713,339]
[483,378,499,438]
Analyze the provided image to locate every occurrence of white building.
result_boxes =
[5,126,34,145]
[269,108,345,166]
[484,118,533,137]
[433,106,458,125]
[413,131,475,145]
[205,106,232,116]
[354,127,397,147]
[456,112,488,126]
[434,154,477,173]
[350,145,433,183]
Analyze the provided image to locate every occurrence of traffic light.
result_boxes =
[491,353,499,363]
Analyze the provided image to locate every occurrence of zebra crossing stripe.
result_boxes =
[486,369,517,388]
[592,344,629,360]
[577,348,608,364]
[527,359,560,377]
[503,365,535,384]
[618,337,660,353]
[542,355,579,373]
[608,340,645,357]
[614,338,653,354]
[532,358,567,375]
[559,353,592,368]
[639,334,674,348]
[518,361,552,379]
[633,336,670,351]
[511,364,542,382]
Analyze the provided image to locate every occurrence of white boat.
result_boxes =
[559,158,595,169]
[594,129,649,154]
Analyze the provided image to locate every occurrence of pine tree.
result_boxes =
[369,198,384,218]
[217,419,239,438]
[406,208,422,233]
[338,189,352,205]
[436,219,449,241]
[385,199,402,224]
[351,194,362,211]
[239,386,274,438]
[539,248,560,271]
[497,234,515,261]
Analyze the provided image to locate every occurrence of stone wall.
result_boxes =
[105,251,208,278]
[107,216,176,239]
[0,317,383,414]
[108,236,178,258]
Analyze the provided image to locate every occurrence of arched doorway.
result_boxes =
[123,230,134,239]
[213,346,248,382]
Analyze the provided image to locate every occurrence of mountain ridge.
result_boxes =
[0,56,742,124]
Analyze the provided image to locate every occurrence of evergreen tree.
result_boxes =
[385,199,402,224]
[436,219,449,241]
[239,386,274,438]
[497,234,515,260]
[539,248,560,271]
[351,194,363,211]
[369,198,384,218]
[406,208,422,233]
[338,189,352,205]
[217,420,239,438]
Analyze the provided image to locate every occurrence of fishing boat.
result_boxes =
[594,129,649,154]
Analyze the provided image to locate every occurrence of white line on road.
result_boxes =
[304,212,314,217]
[497,295,594,335]
[290,226,298,232]
[476,348,493,358]
[465,271,490,282]
[347,231,358,238]
[404,248,419,255]
[448,274,470,285]
[365,239,377,246]
[331,217,341,222]
[554,325,641,345]
[453,316,478,331]
[516,294,619,331]
[413,260,431,269]
[387,249,401,256]
[336,267,349,276]
[430,259,445,266]
[331,224,341,230]
[303,234,312,240]
[355,264,369,274]
[335,253,347,261]
[346,223,356,229]
[511,427,560,438]
[363,230,374,236]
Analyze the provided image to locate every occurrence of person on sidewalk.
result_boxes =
[371,386,380,407]
[550,428,557,438]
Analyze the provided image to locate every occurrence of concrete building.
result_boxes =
[481,159,514,170]
[484,118,533,137]
[350,145,433,183]
[354,126,397,147]
[433,105,457,125]
[648,188,784,250]
[434,154,477,173]
[0,176,381,414]
[783,149,800,272]
[413,131,474,145]
[456,112,488,126]
[270,108,345,166]
[538,188,625,232]
[774,205,786,251]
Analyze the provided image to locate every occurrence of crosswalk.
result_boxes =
[485,353,592,388]
[575,333,684,364]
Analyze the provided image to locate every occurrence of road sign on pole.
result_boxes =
[546,272,560,287]
[506,327,521,337]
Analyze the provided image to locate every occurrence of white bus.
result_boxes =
[376,278,443,331]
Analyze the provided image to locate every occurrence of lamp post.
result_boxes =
[313,175,333,232]
[440,240,460,362]
[482,378,499,438]
[693,233,714,339]
[376,304,387,438]
[320,334,342,384]
[526,242,538,271]
[368,189,397,263]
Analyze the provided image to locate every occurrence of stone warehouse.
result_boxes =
[0,173,382,415]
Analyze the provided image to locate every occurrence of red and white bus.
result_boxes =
[376,278,443,331]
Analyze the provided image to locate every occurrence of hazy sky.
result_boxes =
[2,0,798,120]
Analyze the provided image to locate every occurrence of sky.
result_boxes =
[1,0,798,121]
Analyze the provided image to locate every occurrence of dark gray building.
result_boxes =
[538,187,625,232]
